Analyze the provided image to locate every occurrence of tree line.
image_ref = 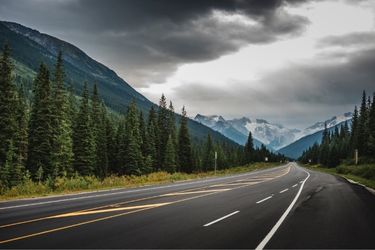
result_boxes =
[300,91,375,167]
[0,44,285,189]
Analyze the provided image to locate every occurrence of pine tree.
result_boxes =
[124,100,143,175]
[115,118,127,174]
[50,51,73,176]
[27,63,53,178]
[368,93,375,155]
[73,82,95,176]
[203,134,214,171]
[350,106,359,154]
[91,84,108,177]
[164,135,177,173]
[357,90,369,156]
[244,131,254,164]
[14,84,28,168]
[158,94,169,169]
[147,106,159,170]
[0,44,18,168]
[178,106,192,173]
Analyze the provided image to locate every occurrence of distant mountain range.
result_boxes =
[0,20,239,146]
[194,113,352,155]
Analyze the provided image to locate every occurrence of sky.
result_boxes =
[1,0,375,129]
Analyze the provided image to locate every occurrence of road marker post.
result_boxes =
[214,151,217,175]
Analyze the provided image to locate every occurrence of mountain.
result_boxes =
[227,117,300,150]
[194,115,263,148]
[278,115,352,159]
[0,21,239,146]
[194,114,299,150]
[296,112,353,139]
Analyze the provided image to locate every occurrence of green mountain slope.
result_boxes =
[0,21,239,146]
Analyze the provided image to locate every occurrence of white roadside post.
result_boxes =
[214,151,217,175]
[355,149,358,165]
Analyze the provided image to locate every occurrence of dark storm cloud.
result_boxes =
[172,45,375,128]
[318,31,375,48]
[0,0,310,85]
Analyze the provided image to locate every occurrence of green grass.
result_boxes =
[0,162,280,201]
[303,163,375,190]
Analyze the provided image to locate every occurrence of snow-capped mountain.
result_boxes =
[227,117,300,150]
[298,112,353,138]
[194,114,300,150]
[194,112,353,151]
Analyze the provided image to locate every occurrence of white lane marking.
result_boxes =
[292,184,298,188]
[0,164,291,210]
[203,211,240,227]
[255,164,310,250]
[256,195,273,204]
[300,181,303,184]
[279,188,289,193]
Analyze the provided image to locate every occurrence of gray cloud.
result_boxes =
[0,0,310,85]
[172,46,375,128]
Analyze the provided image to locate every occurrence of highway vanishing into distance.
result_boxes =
[1,163,374,249]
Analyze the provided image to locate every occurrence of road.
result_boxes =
[0,162,374,249]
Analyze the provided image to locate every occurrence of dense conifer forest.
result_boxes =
[300,91,375,167]
[0,44,285,191]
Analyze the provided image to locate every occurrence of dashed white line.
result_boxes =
[292,184,298,188]
[255,164,310,250]
[203,211,240,227]
[299,181,303,184]
[256,195,274,204]
[279,188,289,193]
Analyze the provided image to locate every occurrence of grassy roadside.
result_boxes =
[302,163,375,190]
[0,162,280,201]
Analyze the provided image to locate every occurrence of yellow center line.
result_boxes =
[0,165,292,244]
[0,166,291,229]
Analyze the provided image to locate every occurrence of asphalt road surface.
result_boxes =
[1,162,374,249]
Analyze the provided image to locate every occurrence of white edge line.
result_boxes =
[292,184,298,187]
[279,188,289,193]
[203,211,240,227]
[256,195,273,204]
[255,164,310,250]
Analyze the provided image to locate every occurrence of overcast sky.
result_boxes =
[1,0,375,129]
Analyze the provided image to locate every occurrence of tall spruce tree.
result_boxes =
[358,91,369,156]
[368,93,375,155]
[244,131,254,164]
[164,135,177,173]
[147,106,158,170]
[0,44,18,168]
[125,100,143,175]
[14,85,28,169]
[50,51,73,176]
[73,82,95,176]
[203,133,215,171]
[27,64,53,178]
[178,106,192,173]
[158,94,169,169]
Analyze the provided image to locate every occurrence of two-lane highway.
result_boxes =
[1,163,374,249]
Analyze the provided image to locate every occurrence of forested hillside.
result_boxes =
[0,44,285,191]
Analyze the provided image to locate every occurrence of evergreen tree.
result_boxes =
[244,131,254,164]
[73,82,95,176]
[91,84,108,177]
[368,93,375,155]
[178,106,192,173]
[27,63,53,178]
[0,44,18,168]
[158,94,169,169]
[115,118,127,174]
[14,85,28,168]
[357,90,369,156]
[164,135,177,173]
[203,134,214,171]
[124,100,143,175]
[147,106,158,170]
[350,106,359,154]
[50,51,73,176]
